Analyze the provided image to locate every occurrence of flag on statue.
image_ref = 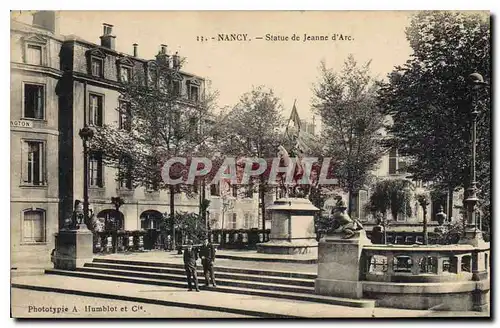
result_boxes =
[285,99,301,137]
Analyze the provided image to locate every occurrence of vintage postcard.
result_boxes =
[10,10,491,319]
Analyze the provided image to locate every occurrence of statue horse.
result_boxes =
[277,145,305,198]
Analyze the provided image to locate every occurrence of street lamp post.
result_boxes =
[461,72,488,245]
[79,126,94,229]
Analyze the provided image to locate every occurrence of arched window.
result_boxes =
[140,210,163,230]
[97,209,124,231]
[22,209,45,243]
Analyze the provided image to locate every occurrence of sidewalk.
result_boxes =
[11,288,249,318]
[11,275,487,318]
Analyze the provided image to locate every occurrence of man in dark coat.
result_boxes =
[183,241,200,292]
[199,237,217,287]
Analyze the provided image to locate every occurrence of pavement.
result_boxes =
[11,275,488,318]
[11,288,249,318]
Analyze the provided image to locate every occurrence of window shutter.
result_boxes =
[34,212,44,242]
[39,143,45,184]
[97,97,103,126]
[36,86,44,119]
[21,141,29,183]
[97,153,103,187]
[23,212,34,242]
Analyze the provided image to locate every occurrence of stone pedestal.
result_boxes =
[257,198,319,255]
[459,228,486,247]
[315,230,371,299]
[53,228,93,270]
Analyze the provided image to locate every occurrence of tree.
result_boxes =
[367,179,413,242]
[165,211,207,245]
[217,86,285,232]
[312,55,385,215]
[90,53,218,250]
[377,11,491,225]
[415,192,430,244]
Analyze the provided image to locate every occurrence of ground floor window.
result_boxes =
[23,209,45,243]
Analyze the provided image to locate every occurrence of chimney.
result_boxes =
[133,43,138,57]
[100,23,116,50]
[156,44,170,67]
[160,44,167,54]
[32,11,60,34]
[172,51,180,69]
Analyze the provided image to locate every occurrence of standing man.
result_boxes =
[199,237,217,287]
[183,240,200,292]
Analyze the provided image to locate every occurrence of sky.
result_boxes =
[13,10,414,124]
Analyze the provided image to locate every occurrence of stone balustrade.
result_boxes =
[361,244,490,283]
[315,231,490,312]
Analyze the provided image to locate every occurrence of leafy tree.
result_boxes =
[367,179,413,223]
[312,55,385,215]
[377,11,491,225]
[90,54,218,249]
[434,220,462,245]
[164,211,207,245]
[217,86,285,232]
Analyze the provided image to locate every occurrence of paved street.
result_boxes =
[11,275,488,318]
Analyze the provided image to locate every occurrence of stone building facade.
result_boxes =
[10,11,259,268]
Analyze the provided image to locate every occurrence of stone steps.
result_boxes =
[92,258,317,279]
[44,268,374,308]
[84,262,315,287]
[215,253,317,264]
[75,266,315,294]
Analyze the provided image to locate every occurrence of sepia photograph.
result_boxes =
[9,9,491,319]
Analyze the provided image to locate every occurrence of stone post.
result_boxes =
[315,230,371,299]
[53,227,93,270]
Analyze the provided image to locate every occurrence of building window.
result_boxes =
[189,85,199,102]
[23,210,45,243]
[389,148,398,175]
[231,213,237,229]
[172,81,181,96]
[353,190,368,221]
[212,213,220,229]
[231,185,238,198]
[23,84,44,119]
[89,152,104,187]
[119,101,131,131]
[120,66,132,83]
[398,158,408,174]
[210,183,220,196]
[245,185,254,198]
[89,94,103,126]
[26,44,43,65]
[118,156,133,189]
[140,218,159,230]
[243,213,254,229]
[22,141,45,185]
[91,58,103,77]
